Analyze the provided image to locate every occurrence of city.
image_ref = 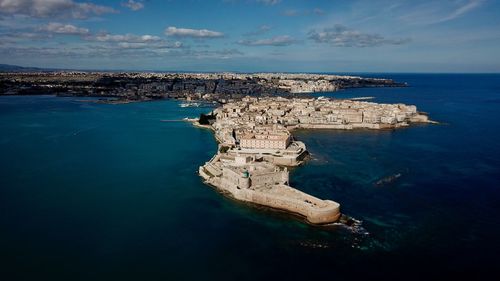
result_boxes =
[0,71,405,102]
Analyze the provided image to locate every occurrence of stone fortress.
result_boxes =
[198,96,432,224]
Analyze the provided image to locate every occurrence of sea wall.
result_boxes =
[291,122,409,130]
[222,185,341,224]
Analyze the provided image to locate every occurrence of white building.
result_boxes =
[239,131,291,150]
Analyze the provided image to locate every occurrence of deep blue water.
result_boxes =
[1,74,500,280]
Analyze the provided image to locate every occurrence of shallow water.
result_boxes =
[1,74,500,280]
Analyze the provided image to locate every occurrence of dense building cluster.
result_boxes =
[212,96,430,147]
[0,71,405,102]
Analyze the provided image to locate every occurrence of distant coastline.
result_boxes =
[1,71,406,105]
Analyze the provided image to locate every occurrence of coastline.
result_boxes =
[1,71,406,104]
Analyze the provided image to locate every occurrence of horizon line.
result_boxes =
[1,63,500,75]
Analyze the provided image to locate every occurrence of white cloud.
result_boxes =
[0,0,117,19]
[39,22,89,35]
[89,33,162,43]
[121,0,144,11]
[238,35,297,46]
[308,25,410,47]
[165,26,224,38]
[117,41,183,50]
[0,32,50,41]
[189,48,244,59]
[84,32,183,50]
[256,0,281,5]
[223,0,280,5]
[283,8,326,17]
[438,0,485,22]
[399,0,486,24]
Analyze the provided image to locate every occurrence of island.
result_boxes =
[197,97,433,224]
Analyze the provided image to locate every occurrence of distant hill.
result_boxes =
[0,64,51,72]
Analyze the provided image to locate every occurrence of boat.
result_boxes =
[180,102,201,108]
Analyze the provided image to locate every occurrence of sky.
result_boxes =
[0,0,499,72]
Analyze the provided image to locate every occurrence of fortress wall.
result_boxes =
[297,124,353,130]
[271,156,299,166]
[250,171,287,186]
[306,200,341,224]
[230,187,340,224]
[221,167,242,187]
[199,167,211,181]
[204,163,222,177]
[260,155,301,166]
[297,123,411,130]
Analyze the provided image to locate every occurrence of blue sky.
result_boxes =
[1,0,499,72]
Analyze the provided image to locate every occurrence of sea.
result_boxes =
[1,74,499,280]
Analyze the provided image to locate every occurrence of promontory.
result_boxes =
[197,96,432,224]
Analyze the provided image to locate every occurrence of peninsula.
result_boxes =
[198,97,432,224]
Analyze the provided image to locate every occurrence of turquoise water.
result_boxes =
[1,74,500,280]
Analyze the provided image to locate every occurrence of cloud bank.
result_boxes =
[238,35,296,46]
[0,0,117,19]
[121,0,144,11]
[165,26,224,38]
[38,22,89,35]
[308,25,410,47]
